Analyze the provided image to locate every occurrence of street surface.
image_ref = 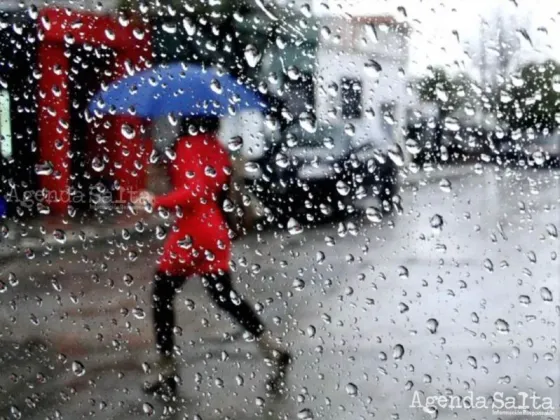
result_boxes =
[0,165,558,419]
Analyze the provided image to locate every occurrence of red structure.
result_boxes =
[37,7,152,214]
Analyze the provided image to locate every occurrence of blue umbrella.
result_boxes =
[88,62,268,118]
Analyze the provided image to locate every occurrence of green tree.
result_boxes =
[499,60,560,130]
[415,67,476,151]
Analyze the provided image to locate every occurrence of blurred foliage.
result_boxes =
[498,60,560,130]
[415,67,474,116]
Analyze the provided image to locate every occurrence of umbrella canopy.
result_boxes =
[88,62,268,119]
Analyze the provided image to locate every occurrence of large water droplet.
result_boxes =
[72,361,86,377]
[228,136,244,152]
[366,207,382,223]
[540,287,553,302]
[297,408,314,419]
[35,161,54,176]
[444,117,460,131]
[393,344,405,360]
[364,59,382,77]
[552,74,560,93]
[210,79,223,94]
[142,402,154,415]
[91,157,105,172]
[244,44,262,68]
[336,180,350,197]
[430,214,444,231]
[495,319,510,334]
[121,124,136,140]
[288,218,303,235]
[345,382,358,396]
[182,17,196,36]
[426,318,439,334]
[132,308,146,319]
[299,112,317,133]
[53,229,67,244]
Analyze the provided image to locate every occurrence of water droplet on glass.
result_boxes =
[439,178,452,193]
[53,229,66,244]
[275,153,289,168]
[91,157,105,172]
[426,318,439,334]
[297,408,314,419]
[204,165,217,178]
[430,214,444,231]
[299,112,317,133]
[366,207,382,223]
[388,145,404,166]
[72,361,85,377]
[540,287,553,302]
[495,319,510,334]
[336,180,350,197]
[345,382,358,396]
[245,161,260,174]
[405,139,421,154]
[142,402,154,415]
[244,44,262,68]
[552,74,560,93]
[132,308,145,319]
[182,17,196,36]
[393,344,404,360]
[288,218,303,235]
[121,124,136,140]
[365,59,382,77]
[287,66,301,81]
[467,355,478,369]
[228,136,244,152]
[444,117,460,132]
[292,278,305,291]
[545,223,557,239]
[35,161,54,176]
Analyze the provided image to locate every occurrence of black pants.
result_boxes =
[152,271,265,357]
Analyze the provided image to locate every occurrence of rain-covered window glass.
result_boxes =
[341,77,362,119]
[0,1,559,420]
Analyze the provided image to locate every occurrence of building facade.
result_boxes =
[314,16,409,153]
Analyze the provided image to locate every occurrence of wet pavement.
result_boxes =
[0,165,558,419]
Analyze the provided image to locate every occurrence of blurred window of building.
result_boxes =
[341,77,362,119]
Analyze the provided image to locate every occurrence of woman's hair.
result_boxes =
[180,116,220,136]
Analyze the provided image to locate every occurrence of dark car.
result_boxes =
[245,123,398,220]
[498,128,560,168]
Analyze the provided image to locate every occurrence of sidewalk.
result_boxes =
[400,162,492,186]
[0,163,486,261]
[0,211,161,262]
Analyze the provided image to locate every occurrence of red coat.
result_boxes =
[154,133,232,276]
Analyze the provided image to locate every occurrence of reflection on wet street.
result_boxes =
[1,166,558,419]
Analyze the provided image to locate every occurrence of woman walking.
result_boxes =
[135,117,290,398]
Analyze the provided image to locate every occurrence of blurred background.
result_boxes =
[0,0,558,419]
